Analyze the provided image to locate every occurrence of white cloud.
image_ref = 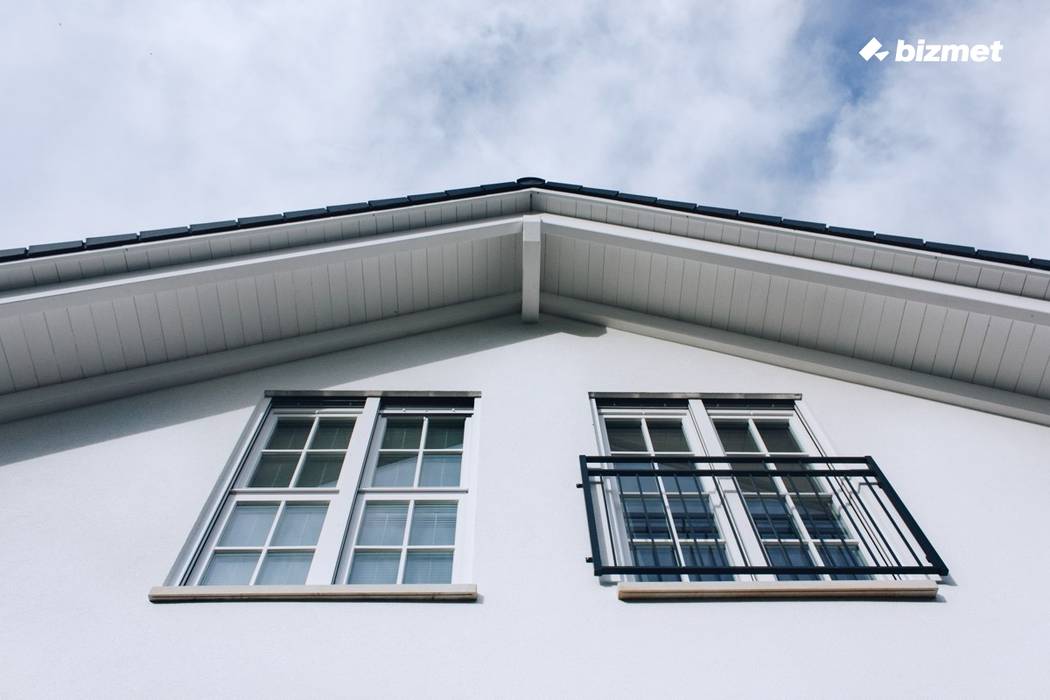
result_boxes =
[803,1,1050,256]
[0,1,1046,259]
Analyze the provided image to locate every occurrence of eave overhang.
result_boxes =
[0,185,1048,425]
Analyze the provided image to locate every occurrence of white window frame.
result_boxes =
[167,392,479,592]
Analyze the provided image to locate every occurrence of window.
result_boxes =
[339,407,471,585]
[168,393,477,595]
[582,395,948,586]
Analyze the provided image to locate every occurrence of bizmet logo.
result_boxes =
[859,37,1004,63]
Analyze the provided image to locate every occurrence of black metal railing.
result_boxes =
[579,455,948,580]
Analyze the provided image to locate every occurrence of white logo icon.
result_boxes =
[859,37,889,62]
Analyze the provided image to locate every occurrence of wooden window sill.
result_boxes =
[618,580,938,601]
[149,583,478,603]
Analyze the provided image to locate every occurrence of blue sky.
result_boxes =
[1,1,1048,256]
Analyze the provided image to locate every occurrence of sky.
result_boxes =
[2,1,1049,257]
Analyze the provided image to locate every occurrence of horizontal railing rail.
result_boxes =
[579,455,948,581]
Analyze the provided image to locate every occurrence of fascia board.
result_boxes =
[0,216,523,319]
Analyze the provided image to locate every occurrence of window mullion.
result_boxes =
[397,501,415,583]
[307,397,379,585]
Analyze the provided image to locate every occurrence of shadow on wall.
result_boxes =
[0,314,605,466]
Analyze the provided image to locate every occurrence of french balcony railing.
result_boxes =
[579,455,949,581]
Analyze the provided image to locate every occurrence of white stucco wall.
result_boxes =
[1,315,1048,699]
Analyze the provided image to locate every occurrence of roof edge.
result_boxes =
[3,177,1045,272]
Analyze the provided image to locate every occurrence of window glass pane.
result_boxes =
[756,421,802,452]
[746,496,800,539]
[668,496,719,539]
[658,467,702,494]
[265,419,313,450]
[373,453,417,487]
[714,420,759,452]
[418,454,461,487]
[731,463,776,493]
[630,544,679,582]
[424,418,465,450]
[356,503,408,546]
[381,418,423,450]
[271,503,328,546]
[817,544,869,580]
[623,496,671,539]
[403,551,453,584]
[309,419,355,450]
[780,468,822,494]
[409,503,458,546]
[201,552,259,585]
[256,552,313,585]
[605,419,646,452]
[682,543,733,582]
[249,454,298,488]
[349,552,401,584]
[795,497,847,540]
[766,543,818,581]
[647,420,690,452]
[618,461,659,494]
[218,503,278,546]
[295,455,343,488]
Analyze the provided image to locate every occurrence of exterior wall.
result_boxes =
[1,315,1048,698]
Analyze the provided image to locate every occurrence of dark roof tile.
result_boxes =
[976,249,1029,265]
[516,177,546,185]
[827,226,876,241]
[0,247,26,262]
[237,214,284,227]
[781,218,828,233]
[480,181,518,192]
[445,186,486,197]
[618,192,657,205]
[27,240,85,256]
[366,197,410,210]
[189,220,237,234]
[1030,258,1050,271]
[578,186,619,198]
[738,212,783,226]
[139,226,190,242]
[875,233,925,249]
[85,233,139,249]
[326,202,370,215]
[655,199,698,213]
[282,208,328,222]
[695,205,739,217]
[407,192,448,204]
[542,181,583,193]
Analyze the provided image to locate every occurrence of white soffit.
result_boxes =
[0,188,1047,425]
